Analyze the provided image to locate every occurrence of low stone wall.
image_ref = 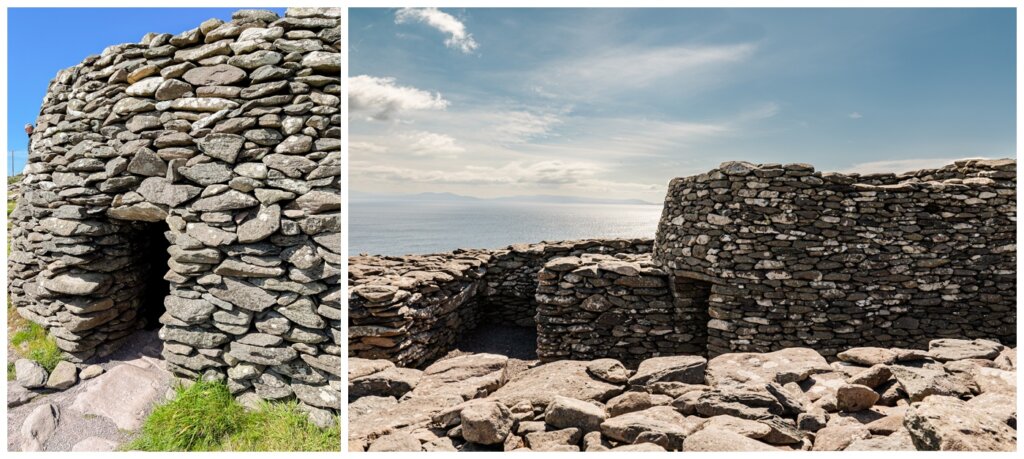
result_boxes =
[8,8,341,419]
[348,239,652,368]
[654,159,1016,357]
[535,253,706,364]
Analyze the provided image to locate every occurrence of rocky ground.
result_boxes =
[8,329,173,451]
[348,338,1016,452]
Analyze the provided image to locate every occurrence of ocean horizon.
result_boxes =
[350,199,663,256]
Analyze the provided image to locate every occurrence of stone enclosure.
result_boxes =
[8,8,341,419]
[349,159,1015,367]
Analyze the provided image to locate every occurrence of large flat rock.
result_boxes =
[488,360,623,408]
[904,395,1015,451]
[411,353,508,401]
[706,348,831,387]
[69,360,169,430]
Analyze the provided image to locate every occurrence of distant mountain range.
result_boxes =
[350,190,658,206]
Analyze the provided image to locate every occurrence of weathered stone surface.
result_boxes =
[928,339,1003,362]
[71,362,168,430]
[45,361,79,390]
[43,272,111,295]
[600,406,699,450]
[904,395,1015,451]
[706,348,831,387]
[349,367,422,399]
[183,64,247,86]
[545,396,606,433]
[237,205,281,243]
[838,347,898,366]
[196,133,246,164]
[889,365,975,402]
[413,353,508,401]
[461,401,512,445]
[367,432,421,452]
[21,403,60,451]
[15,359,48,389]
[628,355,707,386]
[836,384,880,412]
[489,360,621,408]
[683,428,775,451]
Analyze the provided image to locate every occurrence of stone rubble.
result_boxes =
[8,7,341,422]
[349,341,1016,451]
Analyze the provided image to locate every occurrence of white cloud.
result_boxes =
[537,43,756,98]
[401,131,465,158]
[349,75,449,121]
[848,112,863,119]
[395,7,478,53]
[354,160,599,186]
[349,141,387,156]
[841,157,987,175]
[491,110,563,144]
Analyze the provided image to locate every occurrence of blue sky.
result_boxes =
[7,7,287,174]
[350,8,1016,201]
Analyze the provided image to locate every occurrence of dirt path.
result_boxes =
[7,329,173,452]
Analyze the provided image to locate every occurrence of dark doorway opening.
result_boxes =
[137,223,171,330]
[671,274,713,357]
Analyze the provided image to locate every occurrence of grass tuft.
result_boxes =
[9,315,63,372]
[127,380,340,452]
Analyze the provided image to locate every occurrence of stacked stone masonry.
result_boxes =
[349,239,652,368]
[7,8,341,419]
[655,159,1016,357]
[349,159,1015,369]
[536,253,707,364]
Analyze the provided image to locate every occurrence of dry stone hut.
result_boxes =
[8,8,341,420]
[654,159,1016,358]
[349,159,1015,367]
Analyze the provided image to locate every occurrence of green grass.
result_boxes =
[7,200,15,216]
[10,319,63,372]
[127,380,340,452]
[8,174,22,185]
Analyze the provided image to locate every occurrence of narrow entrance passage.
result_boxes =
[137,223,171,330]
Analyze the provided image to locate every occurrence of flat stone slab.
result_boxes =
[706,347,831,387]
[69,360,169,430]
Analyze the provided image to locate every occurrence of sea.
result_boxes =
[349,200,664,256]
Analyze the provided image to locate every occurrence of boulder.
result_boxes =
[45,360,79,390]
[836,384,880,412]
[489,360,622,408]
[460,401,512,445]
[599,406,700,450]
[627,355,707,386]
[15,359,48,389]
[349,366,422,399]
[904,395,1015,451]
[412,353,508,401]
[586,358,629,384]
[889,365,975,402]
[21,403,60,451]
[837,347,897,366]
[544,396,606,432]
[928,339,1003,362]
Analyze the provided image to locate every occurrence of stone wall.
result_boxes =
[7,8,341,419]
[654,159,1016,357]
[348,239,652,368]
[535,253,707,364]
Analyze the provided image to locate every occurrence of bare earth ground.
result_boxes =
[439,323,540,379]
[7,329,172,451]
